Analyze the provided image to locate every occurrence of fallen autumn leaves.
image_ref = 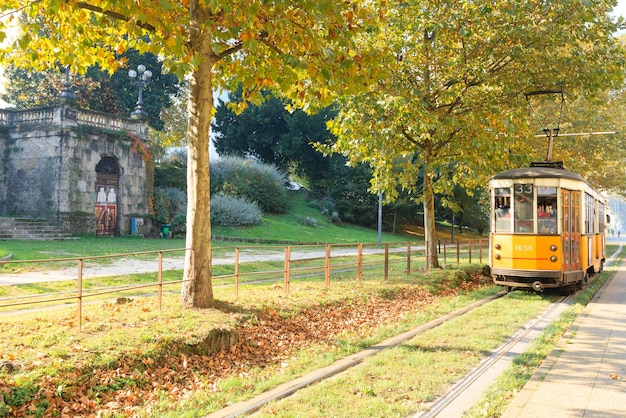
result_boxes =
[0,273,487,417]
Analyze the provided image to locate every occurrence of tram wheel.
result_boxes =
[560,285,575,296]
[579,274,589,290]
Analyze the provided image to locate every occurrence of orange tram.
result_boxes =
[489,161,607,293]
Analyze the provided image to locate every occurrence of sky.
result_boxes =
[615,0,626,27]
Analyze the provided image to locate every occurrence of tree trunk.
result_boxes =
[422,141,439,269]
[423,172,440,268]
[181,5,215,308]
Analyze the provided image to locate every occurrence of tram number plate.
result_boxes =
[515,244,534,252]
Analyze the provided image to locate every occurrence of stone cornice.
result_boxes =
[0,104,148,139]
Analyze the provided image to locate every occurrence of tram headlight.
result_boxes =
[495,254,501,260]
[495,243,501,250]
[550,245,557,252]
[550,255,558,262]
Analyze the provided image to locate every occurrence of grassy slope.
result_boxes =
[211,191,397,244]
[0,191,485,262]
[1,192,389,261]
[212,190,483,244]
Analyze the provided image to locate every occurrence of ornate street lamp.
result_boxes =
[57,65,77,102]
[128,64,152,119]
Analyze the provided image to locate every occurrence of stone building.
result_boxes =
[0,97,151,236]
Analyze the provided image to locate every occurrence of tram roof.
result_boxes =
[491,166,586,182]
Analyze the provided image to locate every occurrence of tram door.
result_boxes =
[561,189,581,273]
[562,191,571,272]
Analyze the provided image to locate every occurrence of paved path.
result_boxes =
[0,246,407,285]
[0,257,187,285]
[503,257,626,417]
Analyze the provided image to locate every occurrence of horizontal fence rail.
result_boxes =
[0,239,488,334]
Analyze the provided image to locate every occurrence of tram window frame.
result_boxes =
[598,202,606,233]
[537,187,557,235]
[514,184,534,233]
[572,191,581,234]
[585,193,595,234]
[494,187,511,232]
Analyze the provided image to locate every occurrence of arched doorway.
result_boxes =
[95,156,120,236]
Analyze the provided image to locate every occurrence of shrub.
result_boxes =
[154,149,187,190]
[211,156,290,213]
[298,216,318,227]
[153,187,187,236]
[211,193,262,226]
[306,198,336,215]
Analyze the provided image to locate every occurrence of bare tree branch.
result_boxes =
[76,2,156,31]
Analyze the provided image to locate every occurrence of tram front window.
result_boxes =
[537,187,557,234]
[514,184,534,233]
[494,188,511,232]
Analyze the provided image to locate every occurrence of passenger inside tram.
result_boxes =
[537,193,557,234]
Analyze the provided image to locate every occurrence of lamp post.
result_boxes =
[57,66,76,102]
[128,64,152,119]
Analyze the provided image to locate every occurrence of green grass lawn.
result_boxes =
[0,192,487,267]
[212,192,419,244]
[0,193,425,262]
[0,236,187,263]
[0,264,499,417]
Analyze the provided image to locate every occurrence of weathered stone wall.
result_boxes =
[0,104,150,236]
[4,126,63,219]
[0,128,11,216]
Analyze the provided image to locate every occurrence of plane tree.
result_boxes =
[322,0,625,268]
[0,0,382,307]
[542,89,626,192]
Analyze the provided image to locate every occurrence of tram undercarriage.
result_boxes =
[492,269,587,294]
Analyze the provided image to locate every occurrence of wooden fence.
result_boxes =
[0,239,488,333]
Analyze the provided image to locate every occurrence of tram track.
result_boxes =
[209,244,623,418]
[416,294,571,418]
[208,291,510,418]
[416,243,622,418]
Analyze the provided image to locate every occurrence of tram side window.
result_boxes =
[537,187,557,234]
[514,184,534,233]
[494,188,511,232]
[585,193,595,234]
[598,203,606,233]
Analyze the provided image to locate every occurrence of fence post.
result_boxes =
[438,240,441,254]
[384,243,389,281]
[157,251,163,310]
[479,239,483,264]
[456,239,460,264]
[284,246,291,297]
[325,244,331,288]
[443,242,447,265]
[469,240,472,264]
[235,247,240,301]
[357,243,363,283]
[77,258,83,335]
[406,242,411,276]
